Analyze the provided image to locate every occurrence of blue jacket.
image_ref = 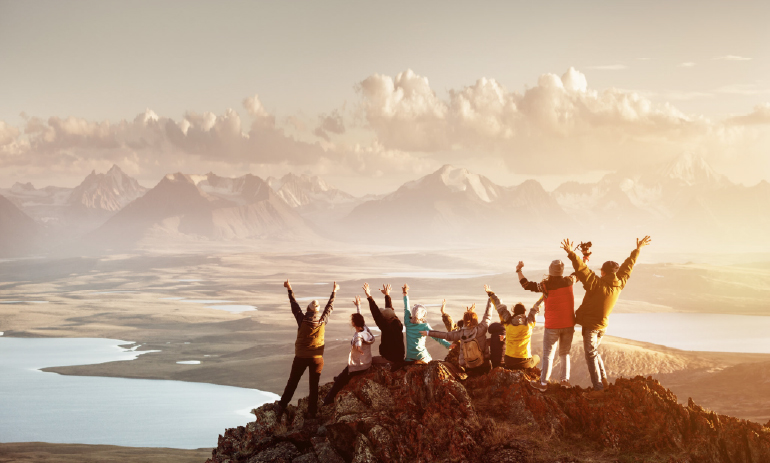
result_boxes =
[403,295,451,361]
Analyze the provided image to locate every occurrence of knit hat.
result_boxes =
[549,260,565,276]
[601,261,620,274]
[411,304,427,324]
[380,307,397,320]
[305,300,320,318]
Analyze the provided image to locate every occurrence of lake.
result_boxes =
[532,312,770,354]
[0,338,278,449]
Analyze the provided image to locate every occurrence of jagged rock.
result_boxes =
[246,441,300,462]
[311,437,345,463]
[207,362,770,463]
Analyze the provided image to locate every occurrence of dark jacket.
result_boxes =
[568,249,639,331]
[367,295,405,363]
[289,289,335,358]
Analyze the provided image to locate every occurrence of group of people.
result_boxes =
[274,236,652,419]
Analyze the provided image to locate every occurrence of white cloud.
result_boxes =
[727,103,770,125]
[588,64,628,71]
[713,55,752,61]
[0,121,20,146]
[679,62,696,68]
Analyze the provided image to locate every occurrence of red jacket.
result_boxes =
[520,276,575,329]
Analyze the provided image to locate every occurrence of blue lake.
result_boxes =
[0,338,278,449]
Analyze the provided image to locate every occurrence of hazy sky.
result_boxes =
[1,1,769,194]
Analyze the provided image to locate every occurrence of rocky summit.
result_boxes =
[207,362,770,463]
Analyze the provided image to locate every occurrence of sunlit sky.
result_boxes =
[1,1,768,194]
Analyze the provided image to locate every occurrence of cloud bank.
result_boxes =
[2,68,769,188]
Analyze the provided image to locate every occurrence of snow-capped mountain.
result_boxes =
[0,194,41,256]
[552,153,769,246]
[266,173,356,209]
[92,172,313,245]
[344,165,568,244]
[68,165,148,214]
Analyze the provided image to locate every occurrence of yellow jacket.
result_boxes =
[487,290,539,359]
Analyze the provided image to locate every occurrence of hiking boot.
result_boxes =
[602,377,610,389]
[529,380,548,392]
[560,380,572,388]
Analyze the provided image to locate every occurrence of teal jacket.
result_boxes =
[403,295,451,362]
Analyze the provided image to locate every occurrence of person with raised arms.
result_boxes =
[562,236,651,397]
[517,259,577,392]
[362,282,405,364]
[486,285,542,370]
[275,279,337,420]
[402,283,451,364]
[420,291,493,376]
[323,295,375,405]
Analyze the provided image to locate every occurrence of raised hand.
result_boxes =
[333,281,340,292]
[402,283,409,295]
[483,284,491,293]
[362,283,371,297]
[380,284,391,296]
[283,280,292,291]
[636,235,652,250]
[440,299,447,315]
[560,239,574,253]
[515,261,524,272]
[466,303,476,312]
[354,295,362,306]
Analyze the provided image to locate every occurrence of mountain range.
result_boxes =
[1,154,767,253]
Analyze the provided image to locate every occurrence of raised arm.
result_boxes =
[563,239,598,290]
[285,280,303,326]
[318,281,338,325]
[480,296,493,328]
[617,236,650,287]
[439,299,458,331]
[486,287,513,324]
[402,284,412,326]
[516,261,541,292]
[527,296,543,326]
[363,283,386,327]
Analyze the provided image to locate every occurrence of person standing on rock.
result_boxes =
[420,294,494,376]
[486,286,542,370]
[362,282,405,364]
[562,236,651,396]
[403,283,451,364]
[517,259,577,392]
[323,295,375,405]
[275,279,338,420]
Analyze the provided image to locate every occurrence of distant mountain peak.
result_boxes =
[659,152,726,186]
[68,165,148,212]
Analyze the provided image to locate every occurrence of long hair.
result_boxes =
[462,305,478,329]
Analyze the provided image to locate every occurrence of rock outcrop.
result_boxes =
[207,363,770,463]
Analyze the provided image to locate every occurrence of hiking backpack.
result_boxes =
[461,328,484,368]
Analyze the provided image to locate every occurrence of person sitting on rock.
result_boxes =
[488,320,506,369]
[275,279,337,420]
[420,293,493,377]
[486,286,542,370]
[437,298,464,370]
[402,283,451,364]
[323,295,375,405]
[362,282,405,364]
[562,236,651,396]
[517,259,577,392]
